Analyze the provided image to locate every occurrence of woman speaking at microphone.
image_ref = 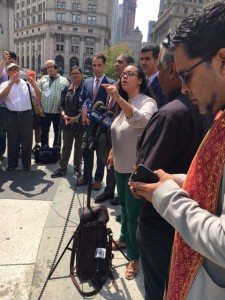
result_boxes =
[102,64,157,280]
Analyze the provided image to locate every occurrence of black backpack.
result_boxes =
[70,205,118,297]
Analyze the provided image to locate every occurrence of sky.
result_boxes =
[119,0,161,42]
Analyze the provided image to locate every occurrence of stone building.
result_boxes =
[152,0,204,45]
[0,0,15,52]
[14,0,113,77]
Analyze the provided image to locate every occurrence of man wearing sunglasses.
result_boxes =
[130,3,225,299]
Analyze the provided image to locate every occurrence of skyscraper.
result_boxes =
[121,0,137,36]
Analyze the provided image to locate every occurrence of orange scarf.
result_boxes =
[167,110,225,300]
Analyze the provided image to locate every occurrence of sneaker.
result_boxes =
[51,168,66,178]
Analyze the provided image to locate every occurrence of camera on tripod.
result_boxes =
[81,101,113,151]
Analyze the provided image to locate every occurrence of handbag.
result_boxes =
[70,205,118,297]
[27,83,41,129]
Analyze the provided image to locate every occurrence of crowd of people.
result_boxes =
[1,2,225,299]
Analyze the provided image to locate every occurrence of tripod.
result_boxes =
[37,124,128,299]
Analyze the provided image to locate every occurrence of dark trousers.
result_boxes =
[7,110,33,167]
[0,106,9,155]
[136,216,174,300]
[59,127,83,171]
[82,147,104,182]
[39,113,61,147]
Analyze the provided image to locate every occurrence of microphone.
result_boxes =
[81,101,113,150]
[81,98,92,125]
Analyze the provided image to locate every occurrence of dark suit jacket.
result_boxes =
[80,75,115,107]
[150,76,168,109]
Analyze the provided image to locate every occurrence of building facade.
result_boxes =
[14,0,113,77]
[152,0,204,45]
[0,0,15,52]
[121,0,137,36]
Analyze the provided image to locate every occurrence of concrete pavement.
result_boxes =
[0,137,145,300]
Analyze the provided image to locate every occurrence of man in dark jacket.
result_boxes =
[140,44,168,108]
[134,41,213,299]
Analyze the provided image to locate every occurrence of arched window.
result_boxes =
[70,56,79,69]
[84,58,92,76]
[55,55,64,72]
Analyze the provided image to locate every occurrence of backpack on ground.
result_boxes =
[70,204,118,297]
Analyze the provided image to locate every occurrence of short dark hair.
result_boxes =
[92,54,106,64]
[171,2,225,60]
[119,54,135,65]
[70,65,82,73]
[140,44,160,60]
[9,51,17,60]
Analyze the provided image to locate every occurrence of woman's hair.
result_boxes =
[115,64,153,114]
[70,65,82,73]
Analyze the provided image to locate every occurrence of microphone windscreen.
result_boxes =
[93,101,104,111]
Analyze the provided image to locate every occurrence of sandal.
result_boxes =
[125,260,139,280]
[112,240,126,250]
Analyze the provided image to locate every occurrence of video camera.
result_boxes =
[81,101,113,151]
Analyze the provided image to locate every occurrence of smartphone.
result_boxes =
[19,73,27,80]
[129,164,159,183]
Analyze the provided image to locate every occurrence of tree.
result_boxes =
[102,43,134,79]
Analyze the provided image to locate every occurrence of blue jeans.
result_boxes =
[0,107,9,155]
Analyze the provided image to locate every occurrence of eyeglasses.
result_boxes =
[120,71,138,78]
[178,54,212,84]
[71,72,81,76]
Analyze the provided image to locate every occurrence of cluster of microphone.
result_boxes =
[81,99,113,151]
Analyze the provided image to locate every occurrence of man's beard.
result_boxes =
[201,92,216,115]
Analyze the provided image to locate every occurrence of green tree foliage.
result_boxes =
[102,43,134,80]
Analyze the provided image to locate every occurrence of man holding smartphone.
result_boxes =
[0,51,17,160]
[130,41,212,299]
[0,63,42,170]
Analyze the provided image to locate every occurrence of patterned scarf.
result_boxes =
[167,110,225,300]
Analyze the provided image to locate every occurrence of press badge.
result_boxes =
[44,88,51,97]
[95,247,106,259]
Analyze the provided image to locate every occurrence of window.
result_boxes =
[27,0,30,4]
[56,34,64,42]
[32,16,36,24]
[72,14,81,23]
[87,16,96,25]
[17,3,19,9]
[22,1,25,7]
[16,21,20,29]
[86,37,95,45]
[38,4,42,10]
[22,11,25,17]
[57,13,65,22]
[38,14,42,22]
[27,18,30,25]
[71,46,79,53]
[27,8,30,15]
[72,3,81,10]
[70,36,80,44]
[88,29,93,33]
[17,12,19,19]
[86,47,94,55]
[56,44,64,51]
[22,20,24,27]
[88,4,96,12]
[43,13,45,21]
[57,1,66,9]
[43,2,45,9]
[32,6,36,13]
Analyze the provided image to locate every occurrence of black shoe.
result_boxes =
[115,215,121,223]
[94,192,114,204]
[51,168,66,178]
[74,167,81,178]
[7,165,18,171]
[0,154,4,160]
[110,196,120,206]
[23,166,30,171]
